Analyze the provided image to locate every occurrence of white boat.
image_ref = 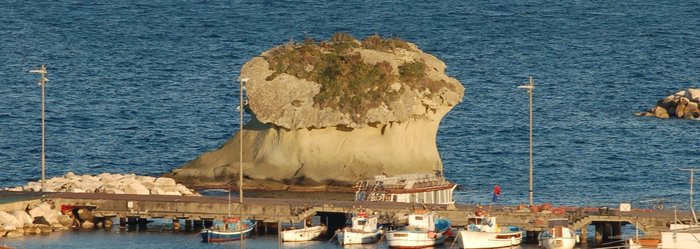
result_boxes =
[456,216,522,249]
[336,212,383,245]
[657,227,700,249]
[657,169,700,249]
[386,210,451,248]
[538,218,578,249]
[355,173,457,204]
[281,224,326,242]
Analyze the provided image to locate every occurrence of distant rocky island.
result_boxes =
[636,88,700,120]
[165,33,464,191]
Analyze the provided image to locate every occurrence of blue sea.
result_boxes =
[2,0,699,248]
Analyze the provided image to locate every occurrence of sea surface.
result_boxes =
[1,0,699,248]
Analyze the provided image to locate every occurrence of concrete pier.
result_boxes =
[0,191,691,240]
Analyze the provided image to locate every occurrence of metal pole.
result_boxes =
[239,78,244,204]
[30,65,48,192]
[518,76,535,207]
[681,168,698,224]
[528,76,534,207]
[239,78,248,249]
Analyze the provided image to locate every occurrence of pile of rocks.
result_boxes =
[0,201,71,238]
[4,172,199,196]
[636,88,700,119]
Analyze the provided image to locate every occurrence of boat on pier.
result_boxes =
[354,173,457,204]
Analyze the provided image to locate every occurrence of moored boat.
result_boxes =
[336,212,383,245]
[281,224,326,242]
[386,210,451,248]
[200,218,257,243]
[456,216,522,249]
[657,169,700,249]
[657,227,700,249]
[538,218,578,249]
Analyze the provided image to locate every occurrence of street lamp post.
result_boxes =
[238,77,249,249]
[518,75,535,207]
[30,65,49,192]
[680,168,698,224]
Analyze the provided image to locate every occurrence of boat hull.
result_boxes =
[386,230,446,248]
[457,230,522,249]
[539,237,576,249]
[337,230,382,245]
[658,230,700,249]
[281,225,326,242]
[200,220,256,243]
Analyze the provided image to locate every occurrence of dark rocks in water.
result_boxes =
[637,88,700,120]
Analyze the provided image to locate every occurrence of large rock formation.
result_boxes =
[636,88,700,120]
[166,33,465,190]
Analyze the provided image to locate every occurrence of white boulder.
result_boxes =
[164,191,182,196]
[12,211,33,228]
[0,211,19,231]
[150,186,166,195]
[125,182,150,195]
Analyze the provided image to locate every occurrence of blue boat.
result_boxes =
[200,219,257,243]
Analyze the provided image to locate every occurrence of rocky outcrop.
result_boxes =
[166,34,464,190]
[636,88,700,120]
[4,172,198,196]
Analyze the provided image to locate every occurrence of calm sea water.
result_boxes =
[2,0,699,247]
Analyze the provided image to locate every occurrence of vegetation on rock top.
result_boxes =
[263,32,453,121]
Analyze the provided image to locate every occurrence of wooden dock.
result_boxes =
[0,191,691,241]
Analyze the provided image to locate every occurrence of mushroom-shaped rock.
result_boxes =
[166,33,465,190]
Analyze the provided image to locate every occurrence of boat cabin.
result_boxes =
[408,211,436,231]
[466,216,500,233]
[540,218,575,239]
[351,213,378,233]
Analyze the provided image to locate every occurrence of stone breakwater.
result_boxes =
[0,201,72,238]
[0,172,200,238]
[3,172,199,196]
[636,88,700,120]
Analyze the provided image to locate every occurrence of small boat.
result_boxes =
[200,218,257,243]
[386,210,451,248]
[456,216,522,249]
[200,76,257,244]
[336,212,383,245]
[355,173,457,204]
[281,223,327,242]
[538,218,578,249]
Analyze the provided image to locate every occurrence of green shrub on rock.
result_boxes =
[263,32,451,122]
